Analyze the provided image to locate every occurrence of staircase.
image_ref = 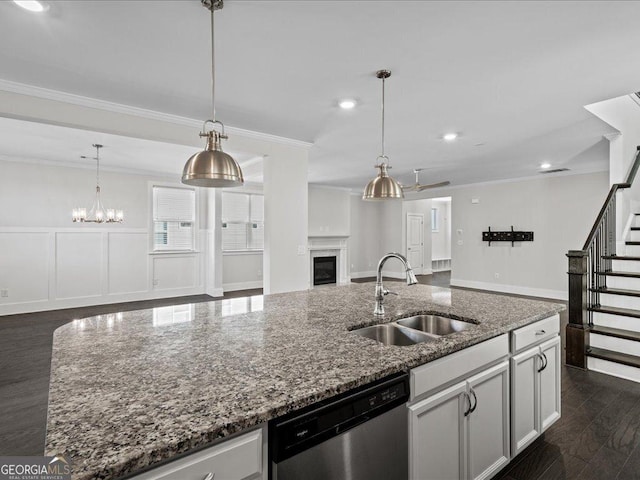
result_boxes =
[567,147,640,382]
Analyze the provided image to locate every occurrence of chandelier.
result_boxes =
[72,144,123,223]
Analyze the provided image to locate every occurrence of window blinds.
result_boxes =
[222,192,264,251]
[153,187,195,222]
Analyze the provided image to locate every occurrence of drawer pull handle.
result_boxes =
[535,330,546,336]
[203,474,215,480]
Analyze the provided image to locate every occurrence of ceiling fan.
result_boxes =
[401,169,450,192]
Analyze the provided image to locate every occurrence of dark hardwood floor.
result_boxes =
[3,274,640,479]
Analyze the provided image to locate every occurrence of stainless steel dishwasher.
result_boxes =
[269,373,409,480]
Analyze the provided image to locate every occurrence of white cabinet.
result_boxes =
[409,381,467,480]
[409,361,509,480]
[130,427,265,480]
[511,335,561,456]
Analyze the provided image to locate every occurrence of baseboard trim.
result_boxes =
[449,278,566,301]
[588,357,640,384]
[0,287,206,316]
[350,271,376,279]
[223,281,263,292]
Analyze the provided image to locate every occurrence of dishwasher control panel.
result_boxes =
[270,373,409,463]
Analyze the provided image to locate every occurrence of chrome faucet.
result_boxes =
[374,252,419,316]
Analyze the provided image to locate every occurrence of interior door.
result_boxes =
[406,213,424,275]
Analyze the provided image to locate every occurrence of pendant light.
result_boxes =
[362,70,404,200]
[72,144,124,223]
[182,0,244,188]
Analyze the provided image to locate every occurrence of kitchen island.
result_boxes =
[44,283,564,480]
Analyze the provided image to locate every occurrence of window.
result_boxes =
[222,192,264,251]
[431,207,439,232]
[152,186,196,251]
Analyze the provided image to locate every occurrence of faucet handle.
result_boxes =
[383,289,398,296]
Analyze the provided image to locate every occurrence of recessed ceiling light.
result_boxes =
[443,133,458,141]
[13,0,48,12]
[339,99,357,110]
[540,162,551,169]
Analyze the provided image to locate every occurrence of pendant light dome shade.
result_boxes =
[362,69,404,200]
[182,124,244,187]
[363,163,404,200]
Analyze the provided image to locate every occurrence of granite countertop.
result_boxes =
[44,283,564,480]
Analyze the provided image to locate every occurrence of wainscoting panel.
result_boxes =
[0,232,49,304]
[55,232,103,300]
[108,232,148,294]
[152,254,198,291]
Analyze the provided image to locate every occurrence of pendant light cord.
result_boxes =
[210,5,216,122]
[381,75,385,159]
[95,145,100,189]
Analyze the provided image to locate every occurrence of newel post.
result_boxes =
[566,250,589,369]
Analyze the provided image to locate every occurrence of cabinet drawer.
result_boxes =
[511,314,559,353]
[131,428,263,480]
[410,334,508,400]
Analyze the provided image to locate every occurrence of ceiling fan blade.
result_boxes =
[401,184,418,191]
[417,181,451,191]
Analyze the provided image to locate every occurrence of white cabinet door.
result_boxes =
[409,381,467,480]
[466,361,510,480]
[511,347,540,456]
[539,336,561,432]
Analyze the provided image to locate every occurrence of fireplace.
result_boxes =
[313,256,337,286]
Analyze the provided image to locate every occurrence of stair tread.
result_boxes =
[590,305,640,319]
[591,287,640,297]
[587,347,640,369]
[626,241,640,245]
[602,256,640,261]
[591,325,640,342]
[595,271,640,278]
[632,227,640,231]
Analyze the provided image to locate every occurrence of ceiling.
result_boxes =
[1,0,638,189]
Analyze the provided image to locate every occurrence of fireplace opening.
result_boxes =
[313,256,337,286]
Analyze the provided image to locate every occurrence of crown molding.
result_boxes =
[0,79,313,149]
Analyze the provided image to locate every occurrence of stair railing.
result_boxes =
[567,146,640,369]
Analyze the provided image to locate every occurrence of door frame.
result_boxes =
[406,212,425,275]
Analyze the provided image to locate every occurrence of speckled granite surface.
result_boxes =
[45,283,564,480]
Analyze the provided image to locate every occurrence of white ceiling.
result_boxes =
[1,0,638,189]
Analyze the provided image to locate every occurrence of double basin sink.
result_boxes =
[352,315,475,346]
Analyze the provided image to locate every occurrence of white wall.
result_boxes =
[349,195,381,277]
[0,159,207,315]
[263,146,309,294]
[308,185,351,236]
[586,94,640,250]
[443,172,608,299]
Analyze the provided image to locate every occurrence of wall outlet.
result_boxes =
[0,289,8,298]
[457,240,463,246]
[471,198,480,204]
[257,269,262,279]
[494,273,500,280]
[153,279,159,286]
[297,245,306,255]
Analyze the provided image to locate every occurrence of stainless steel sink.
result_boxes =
[352,323,438,346]
[396,315,474,335]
